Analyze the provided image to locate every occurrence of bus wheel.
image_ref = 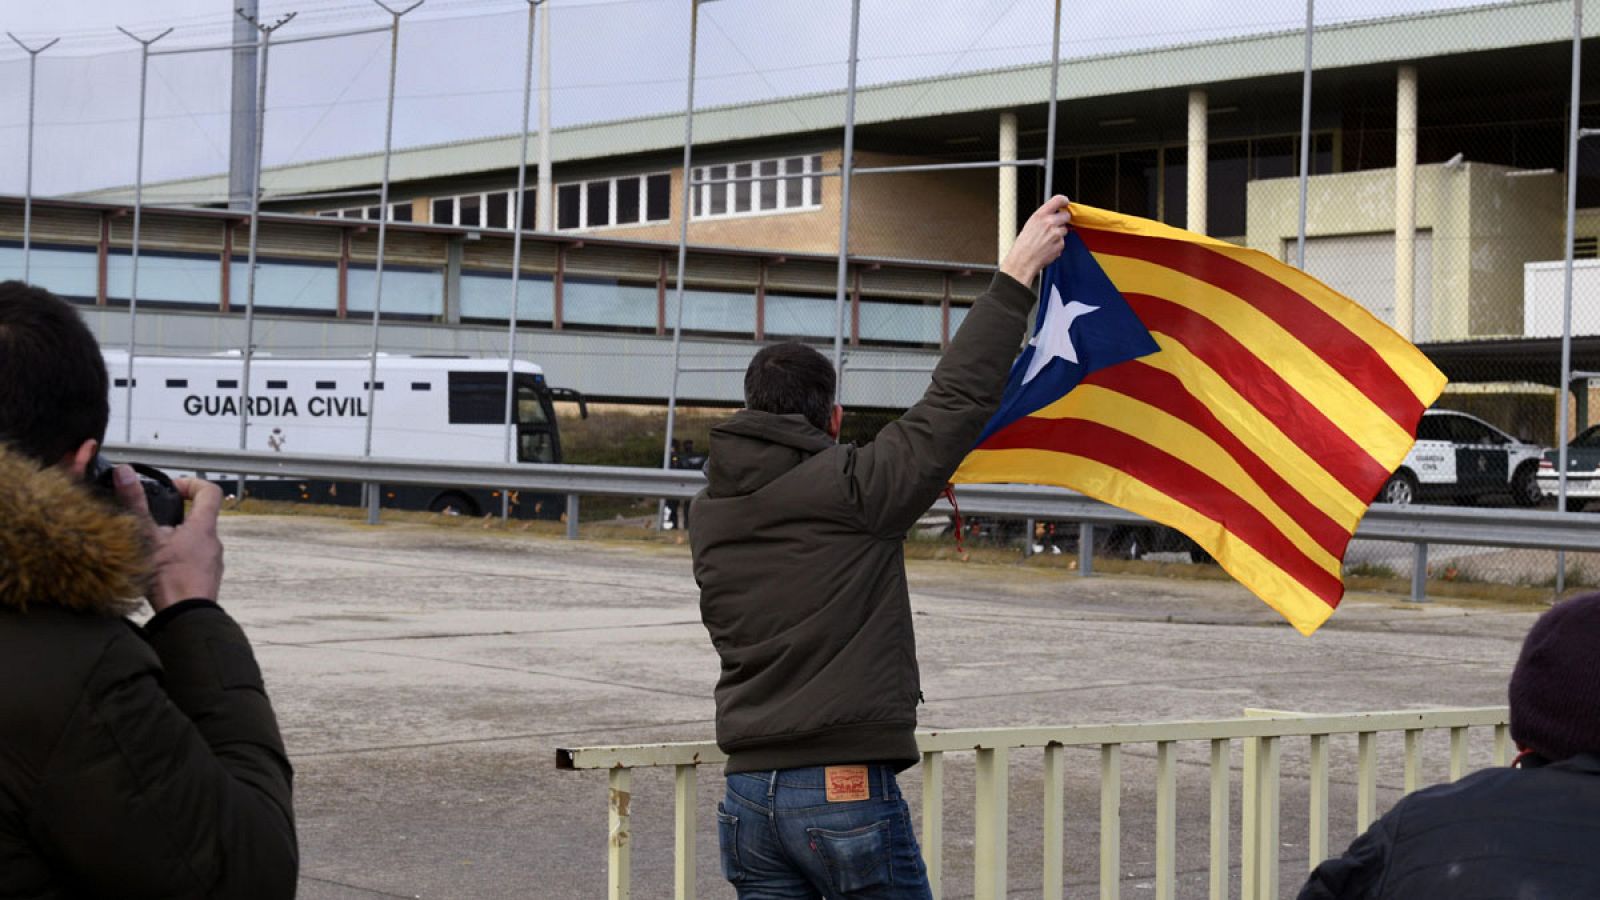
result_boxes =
[429,491,480,517]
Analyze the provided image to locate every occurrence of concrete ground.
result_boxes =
[203,514,1545,899]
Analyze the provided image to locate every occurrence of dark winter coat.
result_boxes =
[690,272,1036,774]
[1299,753,1600,899]
[0,445,297,899]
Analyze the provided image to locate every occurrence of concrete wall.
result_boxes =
[1464,166,1563,337]
[1247,163,1561,341]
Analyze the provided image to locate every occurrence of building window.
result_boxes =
[586,181,611,227]
[645,173,670,222]
[553,172,672,232]
[692,154,823,221]
[421,191,527,228]
[459,194,482,229]
[311,203,413,223]
[557,184,581,229]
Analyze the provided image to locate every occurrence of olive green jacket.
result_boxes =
[690,272,1036,773]
[0,446,296,899]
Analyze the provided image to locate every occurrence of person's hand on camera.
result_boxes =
[1000,195,1072,285]
[113,466,224,612]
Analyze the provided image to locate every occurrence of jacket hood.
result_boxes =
[705,410,837,498]
[0,444,147,615]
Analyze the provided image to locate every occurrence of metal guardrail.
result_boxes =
[108,443,1600,551]
[557,707,1511,900]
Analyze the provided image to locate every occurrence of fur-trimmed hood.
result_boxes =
[0,444,147,615]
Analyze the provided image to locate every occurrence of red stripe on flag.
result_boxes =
[1083,360,1353,558]
[980,417,1344,608]
[1077,228,1426,431]
[1126,292,1394,500]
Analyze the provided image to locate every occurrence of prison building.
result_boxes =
[23,0,1600,428]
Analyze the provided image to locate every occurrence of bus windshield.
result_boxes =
[514,374,558,463]
[515,378,551,426]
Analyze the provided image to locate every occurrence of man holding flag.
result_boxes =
[691,196,1071,898]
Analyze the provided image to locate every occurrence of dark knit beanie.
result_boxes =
[1509,591,1600,761]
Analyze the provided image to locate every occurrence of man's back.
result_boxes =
[1300,755,1600,899]
[690,272,1037,774]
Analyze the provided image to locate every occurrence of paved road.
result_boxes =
[205,514,1543,899]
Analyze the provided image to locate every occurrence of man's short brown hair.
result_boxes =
[743,342,836,433]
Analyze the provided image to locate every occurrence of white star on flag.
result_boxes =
[1021,284,1099,384]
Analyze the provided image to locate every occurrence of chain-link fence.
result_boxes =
[1,0,1597,585]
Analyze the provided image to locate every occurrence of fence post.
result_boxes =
[973,746,1009,900]
[1308,734,1329,871]
[1449,727,1469,781]
[1242,737,1259,900]
[1024,517,1036,559]
[673,764,696,900]
[1079,522,1095,577]
[1259,736,1281,900]
[1155,741,1178,900]
[1356,732,1378,831]
[1209,739,1230,900]
[1099,743,1121,900]
[1409,543,1427,602]
[1403,729,1422,793]
[1043,744,1065,900]
[922,751,945,899]
[608,767,632,900]
[567,494,580,540]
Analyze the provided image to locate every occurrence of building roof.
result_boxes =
[79,0,1594,205]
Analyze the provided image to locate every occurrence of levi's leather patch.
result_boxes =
[824,766,870,802]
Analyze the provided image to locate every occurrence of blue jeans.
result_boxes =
[718,765,933,899]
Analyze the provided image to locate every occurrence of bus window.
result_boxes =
[515,378,551,426]
[448,371,509,424]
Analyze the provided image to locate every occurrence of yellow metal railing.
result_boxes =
[557,706,1510,900]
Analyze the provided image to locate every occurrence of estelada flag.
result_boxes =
[952,203,1447,635]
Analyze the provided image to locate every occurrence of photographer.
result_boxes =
[0,281,297,898]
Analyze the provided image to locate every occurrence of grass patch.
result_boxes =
[1345,561,1397,579]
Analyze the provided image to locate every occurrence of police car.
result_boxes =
[1377,409,1545,507]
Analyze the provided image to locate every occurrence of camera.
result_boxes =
[89,454,185,528]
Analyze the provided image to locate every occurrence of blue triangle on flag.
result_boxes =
[976,231,1161,446]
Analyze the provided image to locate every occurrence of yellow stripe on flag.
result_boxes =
[1093,254,1417,468]
[1029,384,1343,579]
[954,448,1338,636]
[1206,244,1446,408]
[1137,335,1370,529]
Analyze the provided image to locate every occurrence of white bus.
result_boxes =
[104,351,586,517]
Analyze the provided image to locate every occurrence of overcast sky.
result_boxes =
[0,0,1503,197]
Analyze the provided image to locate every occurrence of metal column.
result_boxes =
[115,26,174,443]
[6,33,58,284]
[362,0,425,526]
[831,0,863,381]
[502,0,544,521]
[1042,0,1061,201]
[233,9,294,504]
[1557,0,1585,592]
[661,0,721,524]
